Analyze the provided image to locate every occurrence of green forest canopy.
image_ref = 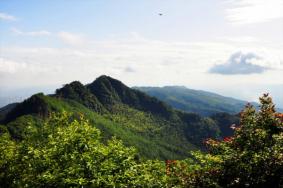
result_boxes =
[0,94,282,187]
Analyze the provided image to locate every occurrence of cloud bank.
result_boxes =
[225,0,283,25]
[0,58,27,74]
[11,28,86,46]
[1,33,283,89]
[209,52,269,75]
[57,31,86,46]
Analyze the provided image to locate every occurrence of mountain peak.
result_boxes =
[55,80,104,112]
[93,75,122,84]
[87,75,174,119]
[87,75,123,106]
[4,93,49,123]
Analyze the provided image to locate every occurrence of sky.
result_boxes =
[0,0,283,107]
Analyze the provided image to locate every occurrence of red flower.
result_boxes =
[166,160,177,175]
[204,138,220,146]
[275,113,283,122]
[223,137,233,142]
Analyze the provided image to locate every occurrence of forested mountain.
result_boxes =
[135,86,255,116]
[1,76,282,187]
[0,75,234,160]
[0,103,18,122]
[1,92,282,187]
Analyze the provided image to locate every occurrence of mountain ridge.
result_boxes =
[0,75,228,159]
[134,86,259,116]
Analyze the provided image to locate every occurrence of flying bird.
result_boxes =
[159,13,163,16]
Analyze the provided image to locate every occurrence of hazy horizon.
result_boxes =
[0,77,282,109]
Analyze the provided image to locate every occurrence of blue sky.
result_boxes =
[0,0,283,107]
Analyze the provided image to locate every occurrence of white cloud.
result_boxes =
[1,33,283,89]
[10,29,87,47]
[225,0,283,25]
[124,66,136,73]
[0,12,17,21]
[218,36,259,43]
[11,28,51,36]
[10,29,88,47]
[57,31,86,46]
[0,57,54,75]
[209,52,269,75]
[0,58,26,74]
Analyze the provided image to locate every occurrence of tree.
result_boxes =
[213,94,283,187]
[170,94,283,187]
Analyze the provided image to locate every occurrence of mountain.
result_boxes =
[0,75,227,160]
[0,103,18,122]
[134,86,256,116]
[86,75,175,119]
[55,81,104,113]
[210,112,240,137]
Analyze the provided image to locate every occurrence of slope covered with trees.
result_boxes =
[0,75,224,159]
[135,86,255,116]
[0,112,166,187]
[164,94,283,187]
[0,94,282,187]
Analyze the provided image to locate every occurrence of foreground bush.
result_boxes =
[169,94,283,187]
[1,94,282,187]
[0,112,166,187]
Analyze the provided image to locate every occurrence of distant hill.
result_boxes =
[134,86,257,116]
[0,76,227,160]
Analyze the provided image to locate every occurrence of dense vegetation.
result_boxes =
[1,94,191,159]
[0,94,282,187]
[165,94,283,187]
[0,76,226,159]
[0,112,166,187]
[211,112,240,137]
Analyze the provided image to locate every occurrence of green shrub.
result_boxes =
[169,94,283,187]
[0,112,166,187]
